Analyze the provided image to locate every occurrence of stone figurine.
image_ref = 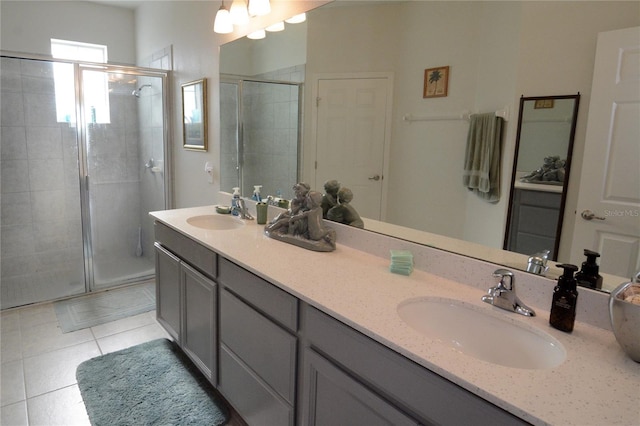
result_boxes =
[520,155,566,184]
[321,179,364,228]
[326,187,364,228]
[264,182,311,235]
[265,186,336,252]
[321,179,340,217]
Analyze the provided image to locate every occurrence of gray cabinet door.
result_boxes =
[154,243,181,342]
[301,348,419,426]
[182,262,217,384]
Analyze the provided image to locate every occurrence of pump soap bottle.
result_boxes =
[575,249,603,290]
[252,185,262,202]
[550,264,579,332]
[231,187,241,216]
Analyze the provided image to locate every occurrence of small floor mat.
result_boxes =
[54,282,155,333]
[77,338,228,425]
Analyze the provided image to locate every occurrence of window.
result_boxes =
[51,39,110,124]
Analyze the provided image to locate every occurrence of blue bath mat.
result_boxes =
[54,282,155,333]
[77,338,228,425]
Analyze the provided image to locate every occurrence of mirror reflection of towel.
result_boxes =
[463,113,503,202]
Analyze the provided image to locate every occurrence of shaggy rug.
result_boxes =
[54,282,155,333]
[76,338,228,426]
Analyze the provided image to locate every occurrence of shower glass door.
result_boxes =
[0,57,86,308]
[80,66,167,291]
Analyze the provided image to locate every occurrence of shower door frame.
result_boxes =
[75,62,171,293]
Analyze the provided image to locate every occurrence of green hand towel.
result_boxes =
[463,113,503,202]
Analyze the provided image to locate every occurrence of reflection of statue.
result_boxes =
[521,156,565,184]
[321,180,340,218]
[327,187,364,228]
[265,182,310,234]
[265,188,336,252]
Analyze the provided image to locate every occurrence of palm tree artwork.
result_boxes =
[423,66,449,98]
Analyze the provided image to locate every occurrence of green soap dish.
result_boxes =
[215,205,231,214]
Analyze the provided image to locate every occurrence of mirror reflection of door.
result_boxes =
[504,95,580,260]
[314,75,391,220]
[570,26,640,279]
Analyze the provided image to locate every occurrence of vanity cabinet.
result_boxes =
[217,257,298,426]
[300,304,527,426]
[154,223,217,384]
[505,188,562,258]
[153,220,529,426]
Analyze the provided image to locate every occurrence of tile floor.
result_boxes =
[0,299,171,425]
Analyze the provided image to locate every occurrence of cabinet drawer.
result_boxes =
[220,288,296,404]
[219,346,294,426]
[518,189,562,209]
[303,304,527,426]
[155,222,217,278]
[218,257,297,331]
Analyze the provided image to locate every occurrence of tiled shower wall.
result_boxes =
[220,64,303,201]
[0,57,85,308]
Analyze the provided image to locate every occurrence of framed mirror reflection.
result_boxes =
[182,78,208,151]
[504,94,580,260]
[218,1,638,292]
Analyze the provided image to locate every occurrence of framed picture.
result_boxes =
[534,99,555,109]
[423,66,449,98]
[182,78,208,151]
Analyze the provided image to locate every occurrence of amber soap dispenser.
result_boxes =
[550,264,579,332]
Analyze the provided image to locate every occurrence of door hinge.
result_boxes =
[315,161,318,170]
[316,97,321,107]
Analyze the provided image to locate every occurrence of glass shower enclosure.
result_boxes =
[220,76,302,201]
[0,55,169,309]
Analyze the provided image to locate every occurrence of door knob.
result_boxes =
[368,174,381,181]
[581,210,606,221]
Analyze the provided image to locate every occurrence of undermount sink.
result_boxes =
[186,214,245,231]
[397,297,566,370]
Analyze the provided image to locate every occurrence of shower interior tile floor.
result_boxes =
[0,288,246,426]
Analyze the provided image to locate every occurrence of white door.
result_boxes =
[569,26,640,279]
[314,76,391,220]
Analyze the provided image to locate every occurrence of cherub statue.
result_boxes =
[326,187,364,228]
[265,182,311,234]
[321,179,340,218]
[521,155,564,183]
[265,190,336,252]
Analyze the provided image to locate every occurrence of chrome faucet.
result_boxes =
[527,249,550,276]
[482,269,536,317]
[231,198,254,220]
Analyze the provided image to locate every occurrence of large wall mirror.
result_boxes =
[504,95,580,261]
[219,1,639,293]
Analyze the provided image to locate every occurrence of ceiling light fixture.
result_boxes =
[247,29,266,39]
[213,2,233,34]
[265,21,284,32]
[285,13,306,24]
[248,0,270,17]
[229,0,249,25]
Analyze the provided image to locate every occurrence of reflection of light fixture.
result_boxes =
[247,29,266,39]
[213,2,233,34]
[265,21,284,32]
[285,13,306,24]
[229,0,249,25]
[248,0,270,17]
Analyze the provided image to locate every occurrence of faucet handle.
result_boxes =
[492,269,514,291]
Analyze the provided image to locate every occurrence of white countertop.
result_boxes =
[151,205,639,426]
